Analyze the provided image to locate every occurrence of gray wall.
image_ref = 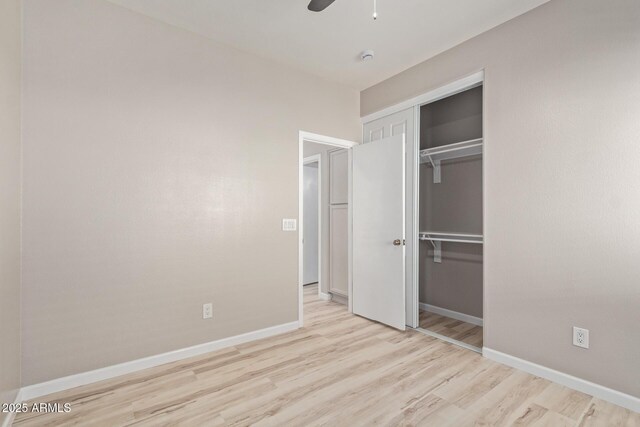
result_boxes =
[0,0,22,418]
[362,0,640,397]
[21,0,360,385]
[420,158,483,318]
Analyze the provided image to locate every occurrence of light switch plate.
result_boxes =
[282,218,297,231]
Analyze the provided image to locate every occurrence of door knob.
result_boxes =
[393,239,402,246]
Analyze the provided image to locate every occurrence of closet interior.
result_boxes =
[417,85,484,351]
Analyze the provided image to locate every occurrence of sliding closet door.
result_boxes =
[352,134,406,330]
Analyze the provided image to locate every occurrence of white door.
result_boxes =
[363,107,417,328]
[352,134,406,330]
[303,163,319,284]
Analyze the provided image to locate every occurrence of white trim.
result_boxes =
[361,70,485,124]
[483,348,640,413]
[419,302,483,326]
[410,105,420,328]
[415,328,481,353]
[481,69,489,357]
[299,131,358,149]
[19,321,298,402]
[318,292,332,301]
[303,155,321,165]
[330,292,348,306]
[303,154,322,298]
[298,131,357,327]
[1,389,22,427]
[347,149,353,314]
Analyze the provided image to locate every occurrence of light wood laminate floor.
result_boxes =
[419,310,484,348]
[15,285,639,426]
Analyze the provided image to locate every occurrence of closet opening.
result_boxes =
[415,84,484,352]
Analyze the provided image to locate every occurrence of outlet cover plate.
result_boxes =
[573,326,589,349]
[203,303,213,319]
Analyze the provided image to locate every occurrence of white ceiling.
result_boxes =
[107,0,549,90]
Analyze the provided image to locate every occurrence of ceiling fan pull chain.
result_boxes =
[373,0,378,20]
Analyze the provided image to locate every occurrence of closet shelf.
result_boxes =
[419,138,483,184]
[419,232,483,263]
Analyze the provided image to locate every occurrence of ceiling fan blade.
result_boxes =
[308,0,336,12]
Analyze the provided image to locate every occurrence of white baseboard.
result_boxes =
[419,302,483,326]
[330,292,348,306]
[483,348,640,413]
[318,292,331,301]
[1,388,22,427]
[20,321,299,402]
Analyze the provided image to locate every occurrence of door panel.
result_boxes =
[363,108,417,328]
[391,121,406,136]
[369,127,384,142]
[352,134,406,330]
[329,150,349,205]
[329,205,348,296]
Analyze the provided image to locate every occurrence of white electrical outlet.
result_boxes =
[203,303,213,319]
[573,327,589,349]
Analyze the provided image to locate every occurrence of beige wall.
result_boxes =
[362,0,640,397]
[22,0,360,385]
[0,0,22,418]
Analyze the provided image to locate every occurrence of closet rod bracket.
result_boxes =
[426,155,441,184]
[428,239,442,263]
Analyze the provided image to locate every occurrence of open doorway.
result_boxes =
[298,132,357,327]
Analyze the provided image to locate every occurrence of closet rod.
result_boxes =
[419,232,483,263]
[419,232,483,244]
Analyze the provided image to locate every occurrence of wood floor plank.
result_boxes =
[577,398,640,427]
[14,284,638,426]
[419,310,483,347]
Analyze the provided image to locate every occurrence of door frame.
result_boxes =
[360,70,485,344]
[302,154,321,291]
[298,131,358,327]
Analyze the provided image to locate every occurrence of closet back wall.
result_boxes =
[420,87,483,319]
[21,0,360,385]
[362,0,640,397]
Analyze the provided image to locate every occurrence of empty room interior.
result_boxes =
[1,0,639,425]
